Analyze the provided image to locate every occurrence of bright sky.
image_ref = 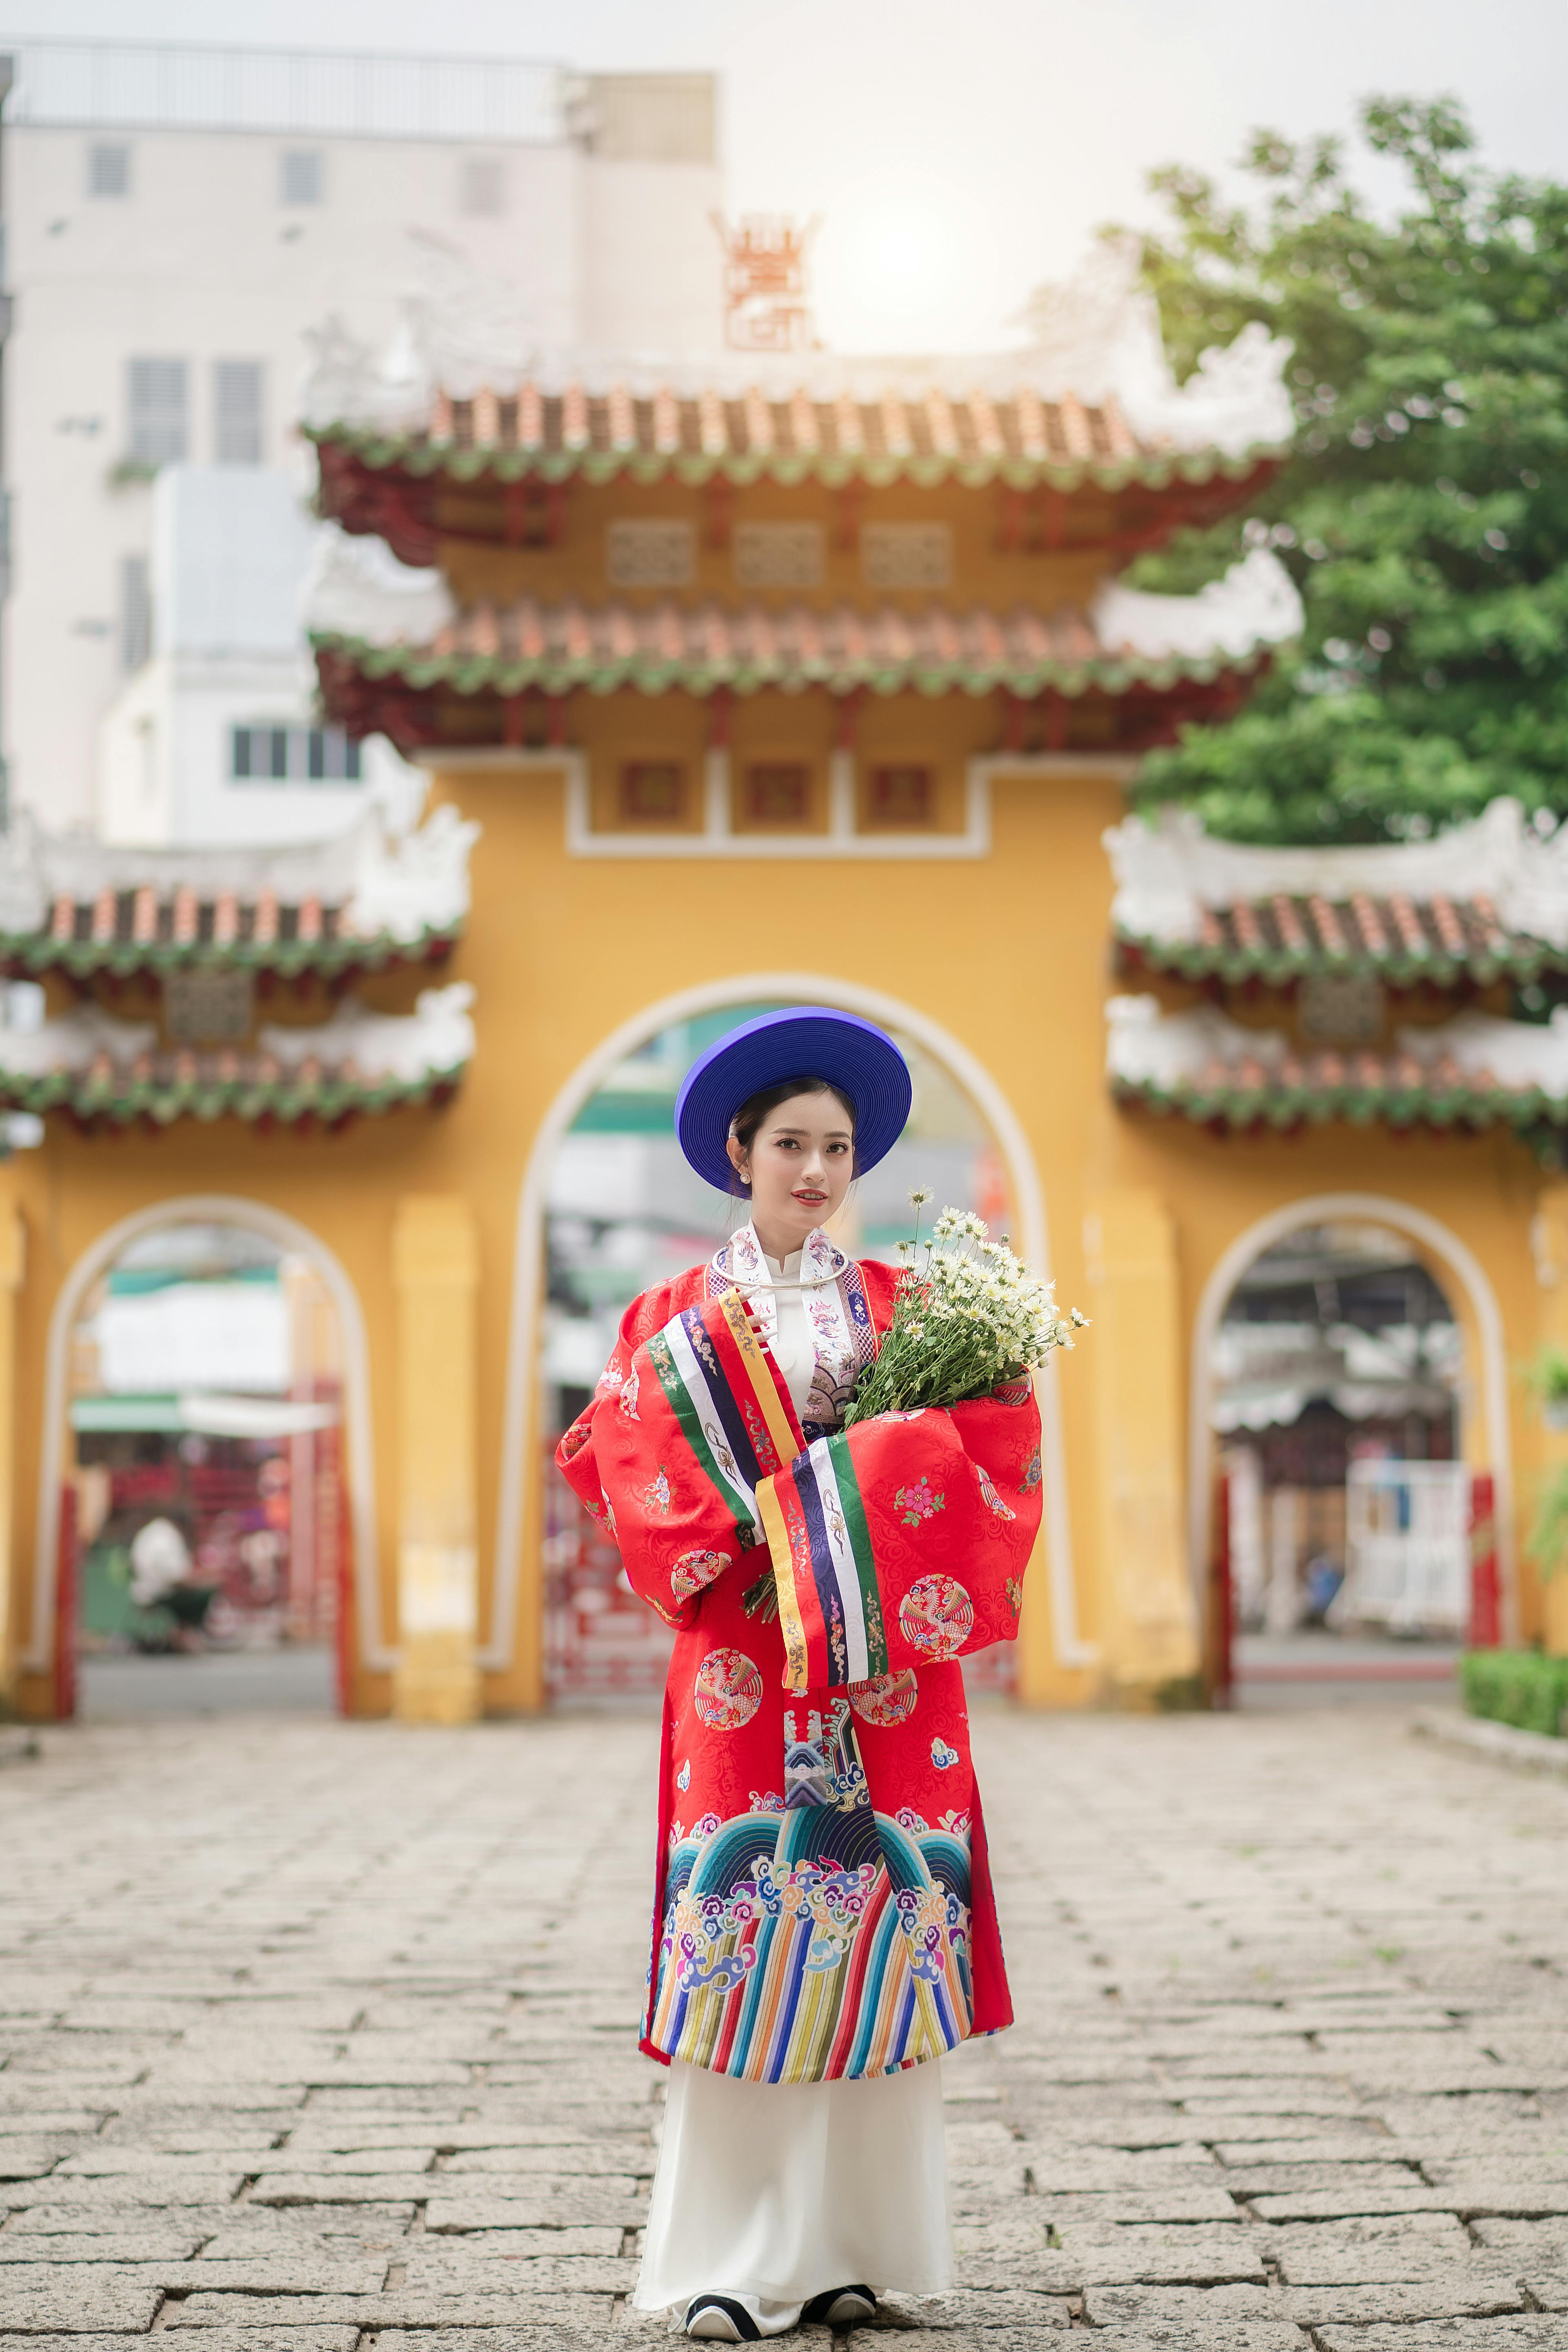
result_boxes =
[31,0,1568,350]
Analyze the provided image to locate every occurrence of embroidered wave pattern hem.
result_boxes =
[651,1697,975,2080]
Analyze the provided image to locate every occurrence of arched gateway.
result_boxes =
[491,973,1089,1700]
[7,326,1568,1713]
[27,1195,381,1709]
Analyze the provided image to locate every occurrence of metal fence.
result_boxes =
[2,37,564,144]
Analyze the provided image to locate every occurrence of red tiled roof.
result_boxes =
[314,595,1272,700]
[7,885,457,979]
[0,1046,463,1133]
[1112,1030,1568,1158]
[426,381,1147,467]
[1116,890,1558,984]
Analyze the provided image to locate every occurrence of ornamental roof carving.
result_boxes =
[0,805,479,980]
[301,244,1294,486]
[0,984,474,1134]
[1107,993,1568,1162]
[1106,798,1568,982]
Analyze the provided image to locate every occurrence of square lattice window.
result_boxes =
[741,763,812,828]
[734,523,825,590]
[606,521,695,590]
[618,763,688,826]
[866,765,935,828]
[861,523,952,591]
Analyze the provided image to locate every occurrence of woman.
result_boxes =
[556,1007,1042,2343]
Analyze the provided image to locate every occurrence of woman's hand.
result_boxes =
[742,1568,779,1622]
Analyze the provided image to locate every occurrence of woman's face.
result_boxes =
[727,1089,855,1254]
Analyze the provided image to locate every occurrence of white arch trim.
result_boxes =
[1188,1191,1517,1645]
[490,971,1096,1678]
[24,1193,388,1676]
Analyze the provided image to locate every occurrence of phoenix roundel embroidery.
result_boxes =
[693,1647,764,1730]
[670,1547,730,1601]
[898,1575,975,1661]
[848,1667,920,1727]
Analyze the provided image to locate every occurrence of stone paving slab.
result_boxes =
[2,2177,251,2209]
[0,2339,359,2351]
[245,2177,439,2206]
[841,2333,1072,2351]
[1087,2276,1535,2324]
[6,1706,1568,2343]
[158,2293,619,2327]
[873,2289,1073,2328]
[0,2236,208,2263]
[1313,2323,1568,2349]
[367,2336,656,2352]
[0,2287,162,2332]
[422,2193,646,2231]
[1284,2281,1533,2322]
[1056,2332,1309,2352]
[1250,2186,1467,2218]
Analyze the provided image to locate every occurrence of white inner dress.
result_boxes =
[633,2056,954,2324]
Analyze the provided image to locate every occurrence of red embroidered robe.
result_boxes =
[555,1244,1042,2083]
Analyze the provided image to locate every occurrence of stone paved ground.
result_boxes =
[5,1703,1568,2351]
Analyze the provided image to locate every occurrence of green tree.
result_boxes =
[1122,96,1568,845]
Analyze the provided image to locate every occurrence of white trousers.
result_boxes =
[634,2056,953,2331]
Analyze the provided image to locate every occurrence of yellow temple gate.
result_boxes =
[6,323,1568,1722]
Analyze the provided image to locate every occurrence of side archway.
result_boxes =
[1188,1190,1516,1644]
[23,1193,387,1678]
[490,970,1096,1686]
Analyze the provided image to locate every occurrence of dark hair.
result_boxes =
[728,1074,856,1193]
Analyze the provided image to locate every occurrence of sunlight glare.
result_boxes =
[818,174,1002,353]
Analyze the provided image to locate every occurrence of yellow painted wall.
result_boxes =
[6,771,1561,1712]
[4,751,1556,1718]
[442,473,1114,621]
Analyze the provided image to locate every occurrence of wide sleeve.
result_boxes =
[753,1380,1043,1694]
[554,1286,803,1631]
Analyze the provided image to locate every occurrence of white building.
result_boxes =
[2,40,723,841]
[97,465,426,848]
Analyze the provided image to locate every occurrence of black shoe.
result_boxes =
[802,2284,878,2327]
[685,2296,762,2342]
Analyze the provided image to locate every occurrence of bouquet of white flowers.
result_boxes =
[841,1193,1085,1429]
[741,1194,1083,1622]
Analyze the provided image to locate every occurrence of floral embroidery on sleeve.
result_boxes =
[895,1477,946,1526]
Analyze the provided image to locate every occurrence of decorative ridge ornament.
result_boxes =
[1105,795,1568,949]
[1105,992,1568,1164]
[299,242,1294,463]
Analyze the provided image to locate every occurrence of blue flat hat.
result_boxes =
[676,1007,912,1193]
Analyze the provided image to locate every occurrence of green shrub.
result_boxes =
[1529,1465,1568,1582]
[1461,1649,1568,1738]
